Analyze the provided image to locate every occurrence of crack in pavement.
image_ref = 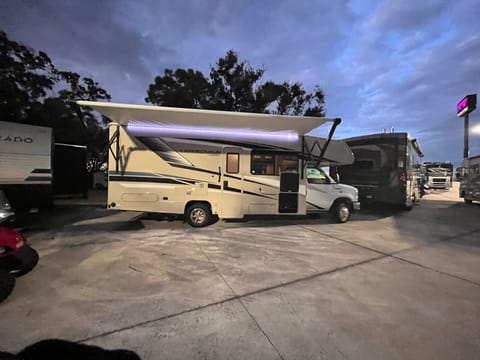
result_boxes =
[76,253,385,344]
[76,225,480,347]
[300,226,480,287]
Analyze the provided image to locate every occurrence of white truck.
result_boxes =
[0,121,53,210]
[459,155,480,204]
[77,101,360,226]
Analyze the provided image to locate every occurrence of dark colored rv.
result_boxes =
[332,133,423,209]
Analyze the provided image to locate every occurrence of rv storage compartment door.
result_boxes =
[279,172,299,213]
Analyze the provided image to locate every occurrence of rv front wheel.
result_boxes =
[331,201,351,223]
[185,203,212,227]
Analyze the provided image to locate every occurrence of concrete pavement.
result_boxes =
[1,184,479,359]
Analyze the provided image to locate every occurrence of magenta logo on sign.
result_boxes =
[457,97,468,112]
[457,94,477,117]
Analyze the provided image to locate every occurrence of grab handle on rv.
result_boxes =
[218,167,221,182]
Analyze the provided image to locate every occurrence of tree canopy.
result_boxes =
[0,31,111,168]
[146,50,325,117]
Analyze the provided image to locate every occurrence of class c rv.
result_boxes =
[77,101,360,227]
[459,155,480,204]
[332,132,423,210]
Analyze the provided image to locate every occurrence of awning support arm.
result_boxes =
[301,118,342,172]
[108,123,120,173]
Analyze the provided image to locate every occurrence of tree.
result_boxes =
[0,31,111,170]
[146,50,325,116]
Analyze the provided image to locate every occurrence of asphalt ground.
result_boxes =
[1,183,479,359]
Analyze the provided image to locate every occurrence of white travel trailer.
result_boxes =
[0,121,53,210]
[459,155,480,204]
[78,101,360,226]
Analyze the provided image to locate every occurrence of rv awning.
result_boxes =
[303,136,354,166]
[77,101,334,135]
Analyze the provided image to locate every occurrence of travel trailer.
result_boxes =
[0,121,53,210]
[332,132,423,209]
[459,155,480,204]
[423,161,453,189]
[78,101,360,226]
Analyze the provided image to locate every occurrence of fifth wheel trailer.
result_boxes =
[78,101,360,226]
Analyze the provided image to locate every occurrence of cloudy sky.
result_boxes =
[2,0,480,164]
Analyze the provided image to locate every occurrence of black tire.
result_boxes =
[14,247,39,277]
[185,203,212,227]
[0,269,15,303]
[330,201,351,223]
[464,198,473,204]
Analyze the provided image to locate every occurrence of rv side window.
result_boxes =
[276,154,298,174]
[251,153,275,175]
[226,153,239,174]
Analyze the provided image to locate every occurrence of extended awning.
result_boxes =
[78,101,353,166]
[77,101,334,135]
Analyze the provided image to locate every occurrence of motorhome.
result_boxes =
[332,132,423,209]
[423,162,453,189]
[459,155,480,204]
[0,121,53,210]
[78,101,360,226]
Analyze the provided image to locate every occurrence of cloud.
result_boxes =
[1,0,480,164]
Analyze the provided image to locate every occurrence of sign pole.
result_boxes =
[464,113,469,159]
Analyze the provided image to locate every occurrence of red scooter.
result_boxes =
[0,191,39,302]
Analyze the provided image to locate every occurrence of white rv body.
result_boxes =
[78,101,359,226]
[459,155,480,203]
[0,121,53,209]
[424,162,453,190]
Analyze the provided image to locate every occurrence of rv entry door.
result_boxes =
[221,147,244,218]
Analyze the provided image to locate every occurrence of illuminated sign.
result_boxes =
[457,94,477,117]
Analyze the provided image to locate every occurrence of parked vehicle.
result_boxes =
[332,132,423,210]
[0,193,39,302]
[53,143,88,198]
[459,155,480,204]
[423,162,453,189]
[78,101,360,226]
[0,121,53,211]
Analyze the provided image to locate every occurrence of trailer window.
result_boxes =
[226,153,239,173]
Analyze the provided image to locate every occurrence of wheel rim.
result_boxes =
[339,205,349,222]
[190,208,206,224]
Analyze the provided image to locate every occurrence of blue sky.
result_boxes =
[2,0,480,164]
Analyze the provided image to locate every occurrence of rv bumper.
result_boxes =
[353,201,361,211]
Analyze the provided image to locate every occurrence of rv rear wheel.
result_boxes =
[464,198,473,204]
[185,203,212,227]
[330,201,351,223]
